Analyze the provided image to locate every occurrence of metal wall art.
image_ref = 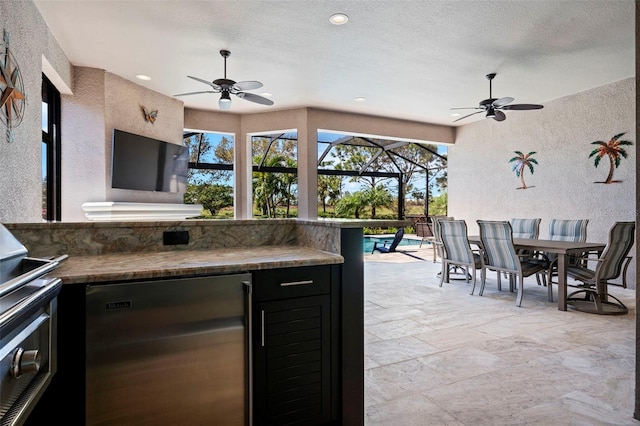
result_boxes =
[589,132,633,184]
[0,31,26,143]
[142,106,158,124]
[509,150,538,190]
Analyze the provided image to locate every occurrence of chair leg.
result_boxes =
[496,272,502,291]
[622,256,631,288]
[439,260,446,287]
[567,288,628,315]
[469,269,477,295]
[516,274,524,307]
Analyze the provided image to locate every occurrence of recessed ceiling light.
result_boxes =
[329,13,349,25]
[451,113,461,117]
[261,92,272,97]
[136,74,151,81]
[354,97,366,102]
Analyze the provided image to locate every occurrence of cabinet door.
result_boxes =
[254,295,331,426]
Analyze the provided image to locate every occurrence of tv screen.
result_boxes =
[111,129,189,192]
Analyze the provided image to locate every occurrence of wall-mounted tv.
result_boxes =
[111,129,189,193]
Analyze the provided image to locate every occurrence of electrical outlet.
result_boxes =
[163,230,189,245]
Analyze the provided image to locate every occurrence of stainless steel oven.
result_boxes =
[0,224,66,426]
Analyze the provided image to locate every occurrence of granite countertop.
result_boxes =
[52,245,344,284]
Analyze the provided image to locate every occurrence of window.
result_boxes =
[252,132,298,218]
[183,131,234,218]
[42,75,61,221]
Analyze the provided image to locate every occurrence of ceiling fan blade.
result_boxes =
[453,110,483,122]
[187,75,221,90]
[450,107,482,110]
[501,103,544,110]
[492,110,507,121]
[492,97,514,107]
[236,91,274,106]
[233,80,263,91]
[174,90,217,97]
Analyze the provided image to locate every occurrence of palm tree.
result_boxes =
[365,185,393,218]
[589,132,633,183]
[509,151,538,190]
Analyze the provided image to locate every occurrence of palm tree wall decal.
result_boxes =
[589,132,633,184]
[509,151,538,190]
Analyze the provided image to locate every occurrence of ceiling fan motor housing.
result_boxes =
[479,98,497,108]
[213,78,236,88]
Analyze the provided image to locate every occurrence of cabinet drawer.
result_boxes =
[253,266,331,301]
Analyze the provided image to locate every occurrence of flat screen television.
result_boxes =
[111,129,189,192]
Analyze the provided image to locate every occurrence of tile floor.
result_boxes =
[363,243,637,425]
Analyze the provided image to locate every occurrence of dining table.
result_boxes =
[468,236,606,311]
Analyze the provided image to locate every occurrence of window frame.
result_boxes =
[42,74,61,221]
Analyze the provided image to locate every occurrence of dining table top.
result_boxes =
[467,236,606,254]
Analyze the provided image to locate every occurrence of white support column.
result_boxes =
[234,130,253,219]
[297,119,318,219]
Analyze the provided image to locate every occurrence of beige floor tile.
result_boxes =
[363,248,637,425]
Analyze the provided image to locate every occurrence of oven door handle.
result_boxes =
[0,278,62,328]
[0,255,67,299]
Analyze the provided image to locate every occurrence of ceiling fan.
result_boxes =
[451,73,543,123]
[174,49,274,111]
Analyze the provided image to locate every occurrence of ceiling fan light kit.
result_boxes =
[219,90,231,110]
[174,49,274,111]
[451,73,543,123]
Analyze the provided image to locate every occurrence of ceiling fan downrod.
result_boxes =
[220,49,230,79]
[486,73,496,99]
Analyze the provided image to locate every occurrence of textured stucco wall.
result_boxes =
[61,67,107,221]
[449,77,636,287]
[103,71,185,205]
[0,0,72,222]
[60,69,186,220]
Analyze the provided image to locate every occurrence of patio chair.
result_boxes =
[431,216,454,261]
[509,218,543,284]
[432,216,469,279]
[509,218,541,239]
[477,220,548,307]
[566,221,635,315]
[371,227,404,254]
[439,220,483,295]
[543,219,589,300]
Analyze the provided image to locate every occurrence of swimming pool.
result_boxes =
[363,235,422,253]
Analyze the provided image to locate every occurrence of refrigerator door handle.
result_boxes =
[243,281,253,426]
[260,309,265,347]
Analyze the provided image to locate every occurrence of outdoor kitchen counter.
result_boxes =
[51,245,344,285]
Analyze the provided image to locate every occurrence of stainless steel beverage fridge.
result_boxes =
[85,273,252,425]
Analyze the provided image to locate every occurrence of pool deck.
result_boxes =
[365,233,437,263]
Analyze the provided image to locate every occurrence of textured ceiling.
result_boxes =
[34,0,635,127]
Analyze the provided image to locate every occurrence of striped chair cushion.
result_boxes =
[440,220,474,264]
[597,221,635,280]
[432,216,455,243]
[509,218,541,239]
[548,219,589,242]
[477,220,519,271]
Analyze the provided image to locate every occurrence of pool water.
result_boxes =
[363,235,422,253]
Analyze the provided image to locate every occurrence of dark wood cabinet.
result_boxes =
[252,265,339,426]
